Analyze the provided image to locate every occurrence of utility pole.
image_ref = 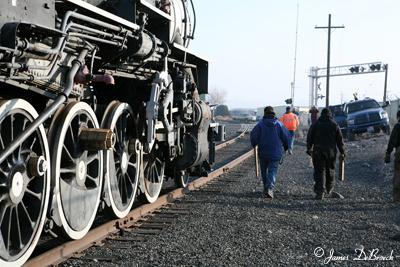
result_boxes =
[315,14,344,107]
[291,1,299,108]
[383,64,389,103]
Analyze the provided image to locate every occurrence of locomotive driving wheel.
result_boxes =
[142,145,165,203]
[49,101,103,240]
[174,170,190,188]
[0,99,50,266]
[102,101,139,218]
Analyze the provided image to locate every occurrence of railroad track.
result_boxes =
[215,124,251,151]
[24,125,253,267]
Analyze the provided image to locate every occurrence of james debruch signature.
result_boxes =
[314,247,398,264]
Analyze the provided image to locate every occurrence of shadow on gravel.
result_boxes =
[210,190,400,216]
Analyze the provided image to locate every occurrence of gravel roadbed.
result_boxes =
[64,134,400,267]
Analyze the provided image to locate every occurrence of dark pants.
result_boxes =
[312,151,335,195]
[288,130,295,150]
[260,159,279,192]
[394,150,400,201]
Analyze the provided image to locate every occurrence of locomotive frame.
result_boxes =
[0,0,216,265]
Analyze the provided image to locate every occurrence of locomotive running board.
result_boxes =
[65,0,140,31]
[24,149,253,267]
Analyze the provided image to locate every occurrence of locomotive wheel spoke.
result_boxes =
[86,153,98,165]
[15,208,23,249]
[10,114,14,141]
[126,171,134,184]
[63,144,75,162]
[123,175,128,200]
[25,189,42,201]
[0,231,6,255]
[17,118,29,160]
[0,203,8,225]
[0,132,4,149]
[128,161,137,168]
[20,201,34,228]
[86,174,98,185]
[68,125,76,144]
[6,206,13,252]
[29,137,37,151]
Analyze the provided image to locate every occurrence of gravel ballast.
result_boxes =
[64,133,400,267]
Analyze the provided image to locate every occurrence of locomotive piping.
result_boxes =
[0,47,89,164]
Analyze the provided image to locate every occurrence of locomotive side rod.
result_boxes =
[0,48,89,164]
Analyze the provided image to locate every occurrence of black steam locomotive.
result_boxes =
[0,0,215,265]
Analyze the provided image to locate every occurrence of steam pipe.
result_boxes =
[0,48,89,164]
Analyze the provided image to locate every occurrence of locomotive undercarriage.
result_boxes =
[0,0,214,265]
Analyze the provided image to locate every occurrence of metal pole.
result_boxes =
[309,67,314,107]
[291,1,299,108]
[326,14,331,107]
[383,64,388,103]
[315,15,344,107]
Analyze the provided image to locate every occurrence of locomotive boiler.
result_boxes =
[0,0,215,265]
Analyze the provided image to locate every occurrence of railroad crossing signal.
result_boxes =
[285,98,293,105]
[349,63,385,74]
[308,62,389,107]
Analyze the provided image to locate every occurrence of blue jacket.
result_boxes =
[250,115,289,161]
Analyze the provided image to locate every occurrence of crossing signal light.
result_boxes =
[285,98,292,104]
[349,66,360,73]
[369,64,381,71]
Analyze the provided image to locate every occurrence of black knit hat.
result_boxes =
[321,108,332,117]
[264,106,275,116]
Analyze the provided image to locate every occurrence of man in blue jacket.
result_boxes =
[251,106,289,198]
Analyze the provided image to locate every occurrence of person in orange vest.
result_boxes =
[280,106,300,154]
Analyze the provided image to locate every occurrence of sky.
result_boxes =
[190,0,400,109]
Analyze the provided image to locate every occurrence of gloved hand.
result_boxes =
[339,153,346,161]
[385,153,391,163]
[306,149,312,156]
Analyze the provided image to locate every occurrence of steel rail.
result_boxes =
[24,148,253,267]
[215,125,250,151]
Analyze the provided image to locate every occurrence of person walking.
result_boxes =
[309,106,319,125]
[385,110,400,201]
[251,106,289,198]
[280,106,299,154]
[307,108,345,200]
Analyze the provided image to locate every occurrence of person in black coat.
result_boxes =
[385,110,400,201]
[307,108,346,199]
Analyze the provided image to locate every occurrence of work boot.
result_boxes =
[326,188,333,196]
[315,192,324,200]
[266,189,274,198]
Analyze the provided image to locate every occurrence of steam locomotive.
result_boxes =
[0,0,216,265]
